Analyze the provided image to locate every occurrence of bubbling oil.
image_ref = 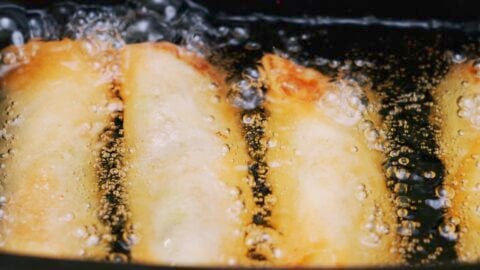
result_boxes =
[0,0,479,267]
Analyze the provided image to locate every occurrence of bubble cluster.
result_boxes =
[0,0,255,62]
[359,119,385,151]
[457,94,480,129]
[362,205,391,248]
[229,68,264,110]
[438,218,459,241]
[317,80,367,126]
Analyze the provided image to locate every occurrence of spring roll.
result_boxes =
[432,62,480,261]
[261,55,400,266]
[0,40,110,258]
[120,43,251,265]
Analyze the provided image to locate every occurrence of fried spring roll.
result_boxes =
[0,40,110,258]
[120,43,251,265]
[261,55,400,266]
[432,62,480,261]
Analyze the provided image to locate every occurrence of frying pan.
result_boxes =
[0,0,479,269]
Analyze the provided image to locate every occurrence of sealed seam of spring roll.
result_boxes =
[260,54,402,266]
[433,62,480,261]
[0,40,111,258]
[120,43,251,265]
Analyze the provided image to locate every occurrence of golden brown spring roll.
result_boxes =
[432,62,480,261]
[120,43,251,265]
[261,55,400,266]
[0,40,110,258]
